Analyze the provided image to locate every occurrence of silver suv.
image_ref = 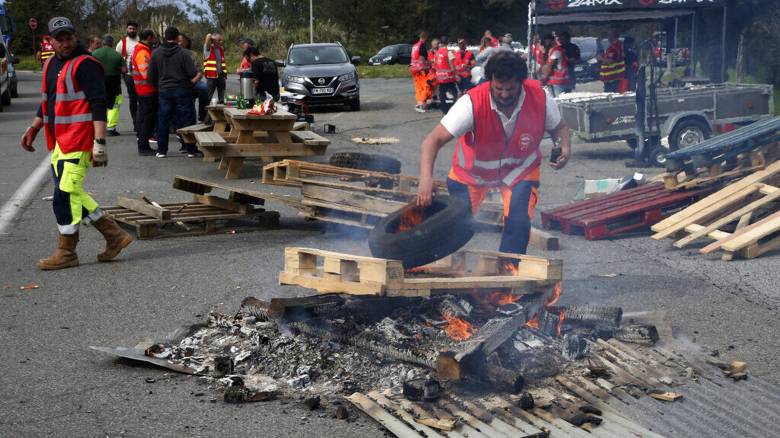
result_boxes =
[281,42,361,111]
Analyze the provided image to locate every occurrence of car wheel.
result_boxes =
[648,145,669,167]
[369,196,474,268]
[10,79,18,98]
[349,97,360,111]
[1,87,10,106]
[669,118,710,151]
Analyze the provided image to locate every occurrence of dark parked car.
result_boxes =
[368,44,411,65]
[0,32,14,111]
[281,42,361,111]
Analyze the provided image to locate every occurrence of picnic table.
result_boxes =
[192,107,329,179]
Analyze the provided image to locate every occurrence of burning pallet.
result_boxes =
[279,247,562,297]
[651,160,780,260]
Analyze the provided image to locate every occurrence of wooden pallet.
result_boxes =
[651,162,780,260]
[541,183,711,240]
[279,247,561,297]
[663,142,778,190]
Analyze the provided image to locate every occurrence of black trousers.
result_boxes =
[206,77,226,104]
[438,82,458,115]
[122,74,138,131]
[136,95,158,152]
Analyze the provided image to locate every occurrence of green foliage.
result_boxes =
[14,54,41,71]
[356,63,410,79]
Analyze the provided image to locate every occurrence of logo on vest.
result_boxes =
[519,133,534,151]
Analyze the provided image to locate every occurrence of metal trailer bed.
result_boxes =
[557,83,774,149]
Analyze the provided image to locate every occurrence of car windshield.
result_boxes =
[377,45,396,55]
[288,46,348,65]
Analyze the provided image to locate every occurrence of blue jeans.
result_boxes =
[157,89,196,154]
[193,81,209,122]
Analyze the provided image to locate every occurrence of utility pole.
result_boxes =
[310,0,313,43]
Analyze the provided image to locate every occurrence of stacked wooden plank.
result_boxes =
[279,247,562,297]
[651,160,780,260]
[262,160,560,250]
[541,183,711,240]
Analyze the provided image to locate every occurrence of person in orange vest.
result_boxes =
[132,29,158,156]
[454,38,475,95]
[236,38,254,73]
[545,33,571,97]
[116,21,140,132]
[38,34,55,66]
[433,36,458,114]
[427,38,440,108]
[410,31,432,113]
[20,17,133,270]
[599,30,625,93]
[416,51,570,257]
[203,32,228,104]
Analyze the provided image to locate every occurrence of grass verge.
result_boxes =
[357,64,410,79]
[13,55,40,71]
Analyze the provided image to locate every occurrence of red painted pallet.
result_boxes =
[541,183,711,240]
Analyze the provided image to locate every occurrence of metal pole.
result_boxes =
[674,17,678,49]
[690,13,696,77]
[309,0,313,44]
[527,1,534,72]
[721,4,727,82]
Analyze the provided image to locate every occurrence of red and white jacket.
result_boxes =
[454,49,475,79]
[410,39,430,74]
[547,44,570,86]
[434,47,456,84]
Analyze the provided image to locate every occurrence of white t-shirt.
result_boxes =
[441,87,562,140]
[116,36,139,69]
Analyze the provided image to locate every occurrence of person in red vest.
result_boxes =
[599,30,625,93]
[416,51,570,257]
[203,33,228,104]
[132,29,158,156]
[433,36,458,114]
[116,21,140,132]
[38,35,55,66]
[20,17,133,270]
[483,30,499,48]
[427,38,440,103]
[454,38,475,95]
[545,34,570,96]
[410,31,432,113]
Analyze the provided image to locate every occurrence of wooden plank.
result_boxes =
[721,212,780,251]
[176,123,211,133]
[193,194,253,214]
[399,276,555,290]
[291,130,330,146]
[301,184,405,215]
[366,392,445,438]
[223,107,297,120]
[200,143,326,158]
[116,196,170,220]
[683,224,731,241]
[194,131,228,147]
[651,160,780,232]
[673,185,780,248]
[700,210,780,254]
[347,393,423,438]
[225,158,245,179]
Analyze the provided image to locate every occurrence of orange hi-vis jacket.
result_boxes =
[131,42,157,96]
[434,47,457,84]
[451,80,546,187]
[41,55,100,153]
[600,40,626,83]
[410,40,430,74]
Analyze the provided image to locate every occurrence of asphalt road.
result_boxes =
[1,71,779,437]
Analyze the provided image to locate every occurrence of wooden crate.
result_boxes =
[663,143,778,190]
[279,247,562,297]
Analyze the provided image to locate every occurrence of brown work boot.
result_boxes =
[37,233,80,270]
[93,215,133,262]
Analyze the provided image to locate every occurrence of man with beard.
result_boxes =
[416,51,570,257]
[116,21,140,132]
[20,17,133,270]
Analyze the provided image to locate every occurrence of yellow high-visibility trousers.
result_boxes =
[51,144,102,234]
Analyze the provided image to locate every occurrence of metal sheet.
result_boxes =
[90,346,204,375]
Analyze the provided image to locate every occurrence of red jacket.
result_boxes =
[410,40,430,74]
[454,49,475,79]
[451,80,546,187]
[547,44,570,86]
[600,40,626,83]
[434,47,456,84]
[41,55,100,153]
[131,42,157,96]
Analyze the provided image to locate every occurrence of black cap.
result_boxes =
[48,17,76,38]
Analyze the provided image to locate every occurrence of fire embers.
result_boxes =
[441,311,477,341]
[396,205,427,233]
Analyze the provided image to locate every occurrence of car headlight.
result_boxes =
[383,56,392,62]
[287,75,305,84]
[338,73,355,82]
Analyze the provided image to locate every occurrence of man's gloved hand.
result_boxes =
[93,139,108,167]
[21,126,39,152]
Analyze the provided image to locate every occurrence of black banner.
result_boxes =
[535,0,725,15]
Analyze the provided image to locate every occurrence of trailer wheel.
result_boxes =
[669,118,710,150]
[648,146,669,168]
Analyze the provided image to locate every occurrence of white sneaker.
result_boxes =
[414,105,426,113]
[155,153,167,158]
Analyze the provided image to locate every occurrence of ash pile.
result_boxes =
[147,286,659,405]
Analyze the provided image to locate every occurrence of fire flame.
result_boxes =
[524,281,565,336]
[441,311,476,341]
[498,260,519,276]
[397,205,426,233]
[485,291,521,306]
[525,316,540,329]
[546,281,563,307]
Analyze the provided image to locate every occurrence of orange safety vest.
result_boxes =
[454,49,475,79]
[41,55,100,153]
[600,40,625,83]
[434,47,456,84]
[203,45,227,79]
[547,44,570,86]
[40,40,54,65]
[451,80,546,187]
[131,43,157,96]
[410,40,430,74]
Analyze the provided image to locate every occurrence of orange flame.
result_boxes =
[442,311,476,341]
[546,281,563,307]
[498,260,519,276]
[556,310,565,337]
[485,291,521,306]
[397,206,426,233]
[525,315,540,329]
[524,281,565,335]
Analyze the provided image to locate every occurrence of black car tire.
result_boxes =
[329,152,401,174]
[669,118,710,151]
[648,145,669,167]
[369,196,474,268]
[10,79,18,98]
[1,87,10,106]
[349,97,361,111]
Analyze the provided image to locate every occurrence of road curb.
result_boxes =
[0,153,51,235]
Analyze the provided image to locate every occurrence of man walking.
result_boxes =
[433,36,457,114]
[20,17,133,270]
[545,33,571,97]
[558,32,580,92]
[91,35,125,136]
[148,26,201,158]
[410,31,431,113]
[203,33,227,104]
[132,29,158,156]
[453,38,475,95]
[416,51,570,258]
[116,21,140,132]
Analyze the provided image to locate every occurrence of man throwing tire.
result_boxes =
[20,17,133,270]
[416,51,570,256]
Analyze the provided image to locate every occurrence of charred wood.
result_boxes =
[549,305,623,329]
[267,295,344,320]
[614,325,660,345]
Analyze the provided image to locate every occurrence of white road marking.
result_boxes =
[0,153,52,235]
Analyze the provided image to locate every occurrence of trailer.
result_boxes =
[557,83,774,164]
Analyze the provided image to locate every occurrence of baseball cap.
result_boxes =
[48,17,76,38]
